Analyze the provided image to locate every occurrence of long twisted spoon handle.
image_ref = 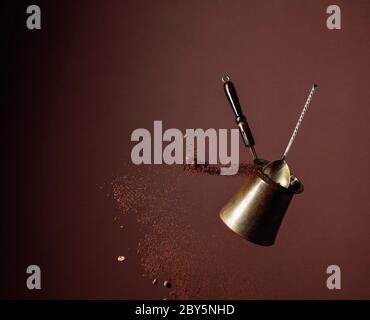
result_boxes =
[283,84,317,158]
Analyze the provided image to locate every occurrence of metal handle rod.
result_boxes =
[283,84,317,159]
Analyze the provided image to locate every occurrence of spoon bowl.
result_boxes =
[262,158,290,187]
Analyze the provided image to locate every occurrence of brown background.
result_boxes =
[1,0,370,299]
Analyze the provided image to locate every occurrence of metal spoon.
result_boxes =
[263,84,317,187]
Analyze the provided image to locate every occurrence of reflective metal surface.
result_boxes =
[262,158,291,188]
[220,168,303,246]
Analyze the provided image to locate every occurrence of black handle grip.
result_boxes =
[223,80,246,123]
[223,77,255,147]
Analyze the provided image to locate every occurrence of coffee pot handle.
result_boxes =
[222,76,256,149]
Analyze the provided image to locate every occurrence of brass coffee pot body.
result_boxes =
[220,169,303,246]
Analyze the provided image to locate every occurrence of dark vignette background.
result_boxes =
[1,0,370,299]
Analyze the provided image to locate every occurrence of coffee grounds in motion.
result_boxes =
[183,161,256,176]
[108,162,259,299]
